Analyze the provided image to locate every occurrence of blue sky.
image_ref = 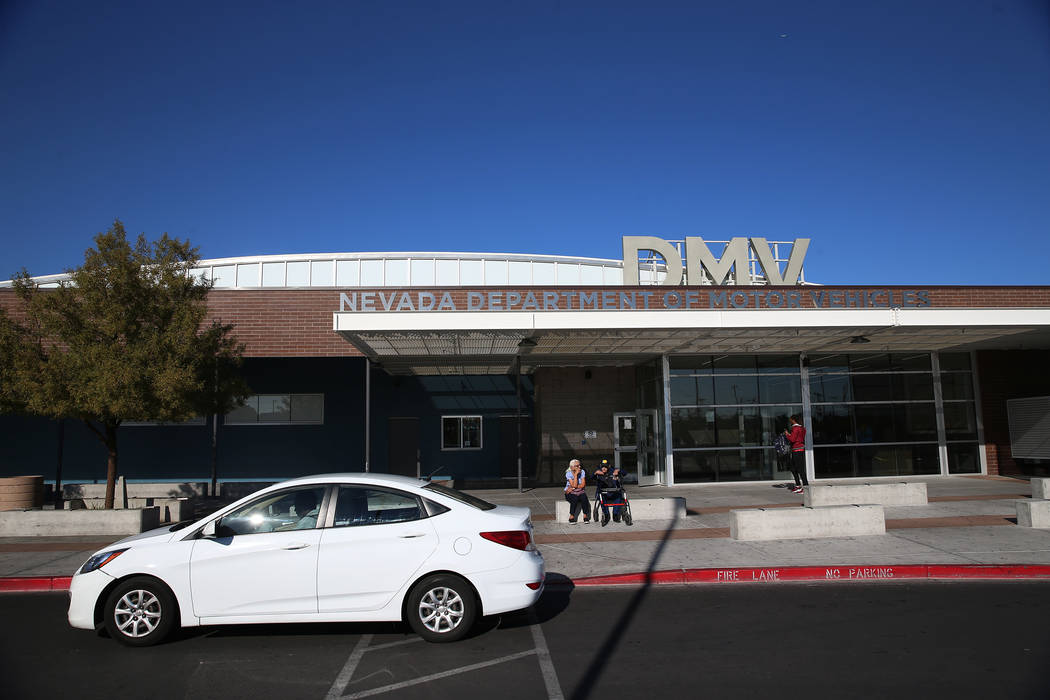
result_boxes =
[2,0,1048,285]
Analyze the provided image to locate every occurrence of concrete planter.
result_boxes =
[0,476,45,511]
[0,506,161,536]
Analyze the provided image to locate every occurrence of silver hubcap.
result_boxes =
[418,586,465,634]
[113,589,162,638]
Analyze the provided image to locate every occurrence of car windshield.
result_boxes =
[422,482,496,510]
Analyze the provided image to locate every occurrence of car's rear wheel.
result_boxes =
[406,574,477,643]
[103,576,177,647]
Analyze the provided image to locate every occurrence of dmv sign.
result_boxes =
[622,236,810,286]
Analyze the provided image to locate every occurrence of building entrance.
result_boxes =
[614,410,662,486]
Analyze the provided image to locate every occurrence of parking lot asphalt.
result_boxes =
[2,475,1049,589]
[5,581,1050,700]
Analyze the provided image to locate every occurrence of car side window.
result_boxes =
[218,486,327,536]
[332,486,423,527]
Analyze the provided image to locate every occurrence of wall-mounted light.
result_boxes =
[518,337,538,349]
[850,336,871,344]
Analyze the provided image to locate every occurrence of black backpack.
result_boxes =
[773,433,791,456]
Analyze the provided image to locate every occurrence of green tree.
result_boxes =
[0,221,248,508]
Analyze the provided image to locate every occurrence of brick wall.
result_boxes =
[976,349,1050,476]
[534,366,637,483]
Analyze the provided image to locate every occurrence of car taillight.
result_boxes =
[480,530,531,551]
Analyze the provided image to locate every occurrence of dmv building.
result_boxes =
[2,237,1049,488]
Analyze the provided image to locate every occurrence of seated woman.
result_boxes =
[593,462,625,526]
[563,459,591,524]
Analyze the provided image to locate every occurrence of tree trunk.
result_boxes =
[104,425,118,510]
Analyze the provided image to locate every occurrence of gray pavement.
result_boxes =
[1,475,1048,582]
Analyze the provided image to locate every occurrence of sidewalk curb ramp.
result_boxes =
[4,564,1050,594]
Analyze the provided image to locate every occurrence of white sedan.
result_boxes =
[68,473,545,646]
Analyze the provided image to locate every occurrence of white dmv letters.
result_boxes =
[622,236,810,286]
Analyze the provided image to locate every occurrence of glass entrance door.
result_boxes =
[614,410,661,486]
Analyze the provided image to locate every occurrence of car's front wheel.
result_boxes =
[406,574,477,643]
[103,576,177,647]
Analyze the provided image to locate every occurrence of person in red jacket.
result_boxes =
[784,415,808,494]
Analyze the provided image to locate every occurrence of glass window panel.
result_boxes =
[290,394,323,423]
[580,264,603,284]
[851,374,893,402]
[890,444,940,476]
[226,397,259,424]
[359,260,382,285]
[756,354,801,372]
[944,402,978,439]
[814,446,856,478]
[670,375,714,406]
[948,443,981,474]
[671,408,715,448]
[410,259,435,286]
[671,451,717,483]
[758,374,802,404]
[852,404,896,442]
[310,261,334,286]
[762,406,801,445]
[442,417,460,449]
[857,445,903,477]
[890,353,931,371]
[941,372,974,400]
[714,374,759,404]
[385,259,409,286]
[670,377,698,406]
[892,372,934,401]
[850,353,891,371]
[713,355,757,372]
[263,262,286,286]
[483,260,507,285]
[809,374,853,403]
[808,354,850,372]
[508,261,531,284]
[435,259,459,285]
[715,407,762,446]
[461,417,481,448]
[258,395,291,422]
[894,403,937,441]
[812,404,853,444]
[460,260,483,285]
[211,265,235,288]
[336,260,359,286]
[556,263,581,285]
[286,261,309,286]
[219,486,327,535]
[669,355,714,374]
[236,263,261,287]
[532,262,555,285]
[939,352,972,371]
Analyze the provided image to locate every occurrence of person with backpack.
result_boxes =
[784,415,808,494]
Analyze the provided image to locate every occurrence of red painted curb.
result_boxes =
[0,576,72,592]
[569,564,1050,586]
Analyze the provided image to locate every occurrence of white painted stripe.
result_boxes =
[325,633,373,700]
[530,621,565,700]
[342,650,537,699]
[363,637,424,652]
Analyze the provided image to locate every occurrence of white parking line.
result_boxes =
[325,620,563,699]
[325,634,373,700]
[342,650,538,699]
[530,621,565,700]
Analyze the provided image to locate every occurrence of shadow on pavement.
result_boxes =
[489,573,574,632]
[568,514,678,700]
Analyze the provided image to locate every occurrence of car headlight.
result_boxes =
[79,549,128,574]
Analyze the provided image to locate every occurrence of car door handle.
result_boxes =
[399,533,427,539]
[283,542,311,550]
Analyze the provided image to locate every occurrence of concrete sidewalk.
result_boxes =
[2,475,1049,588]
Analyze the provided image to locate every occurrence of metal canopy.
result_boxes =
[336,324,1050,376]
